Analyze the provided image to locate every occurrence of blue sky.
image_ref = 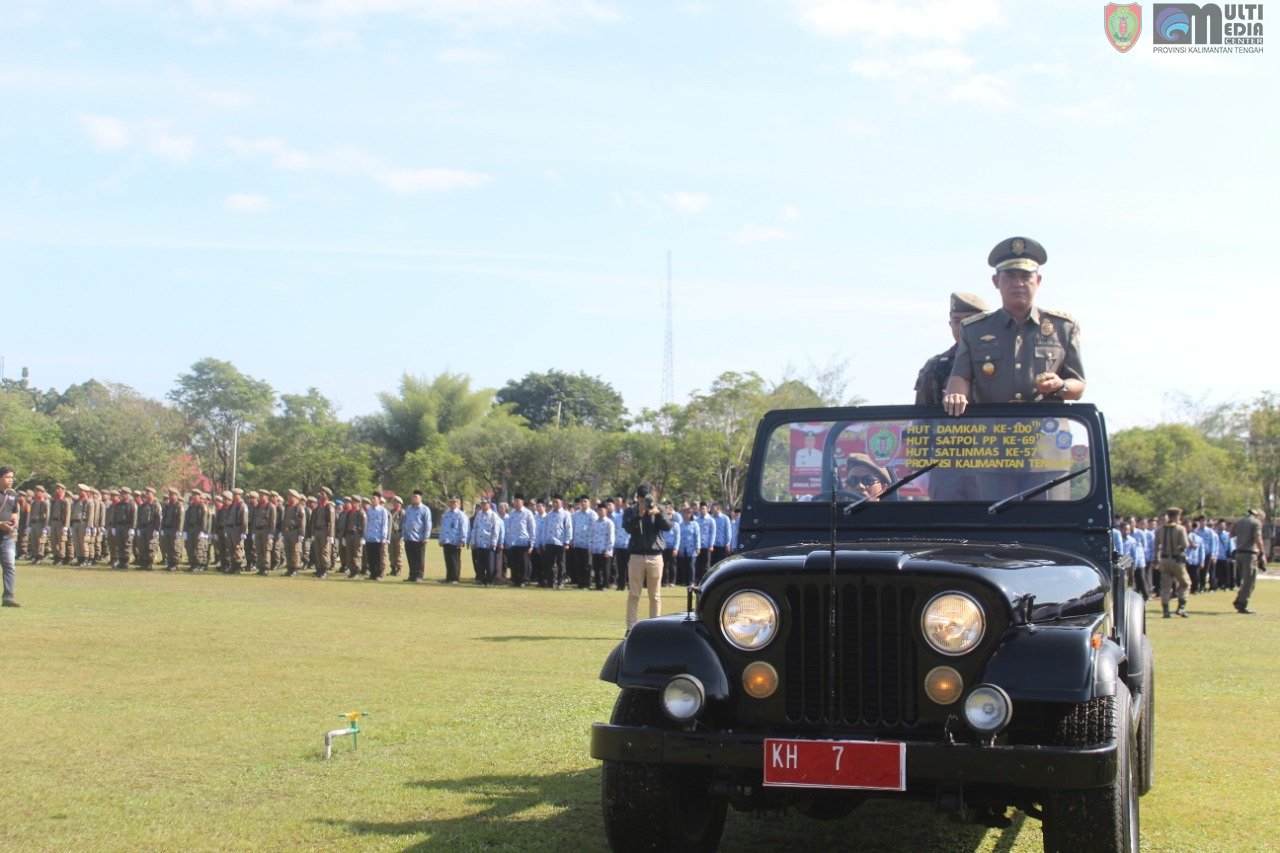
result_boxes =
[2,1,1276,430]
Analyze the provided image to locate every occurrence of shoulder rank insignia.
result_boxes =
[980,334,997,342]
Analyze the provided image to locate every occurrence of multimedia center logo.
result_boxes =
[1152,3,1265,52]
[1106,4,1143,52]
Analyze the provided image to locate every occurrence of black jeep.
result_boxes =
[591,404,1152,852]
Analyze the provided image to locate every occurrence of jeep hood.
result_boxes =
[703,542,1109,622]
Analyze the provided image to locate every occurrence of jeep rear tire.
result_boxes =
[1042,683,1139,853]
[601,688,727,852]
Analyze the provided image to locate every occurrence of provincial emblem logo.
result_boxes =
[1105,4,1142,52]
[1011,238,1025,254]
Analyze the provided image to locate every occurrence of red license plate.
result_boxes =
[762,738,905,791]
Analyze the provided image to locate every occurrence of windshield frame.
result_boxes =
[744,403,1112,534]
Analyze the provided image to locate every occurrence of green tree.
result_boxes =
[246,388,373,495]
[495,370,627,431]
[1,366,60,414]
[510,425,602,500]
[677,371,771,509]
[0,388,74,487]
[390,433,464,507]
[167,358,275,491]
[1244,392,1280,530]
[363,372,495,485]
[1110,424,1249,519]
[53,381,190,488]
[446,409,533,501]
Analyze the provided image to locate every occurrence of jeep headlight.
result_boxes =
[720,590,779,651]
[921,592,985,656]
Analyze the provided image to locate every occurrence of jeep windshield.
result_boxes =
[759,412,1094,505]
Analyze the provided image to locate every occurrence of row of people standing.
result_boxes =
[436,493,740,590]
[1114,508,1269,617]
[13,482,745,591]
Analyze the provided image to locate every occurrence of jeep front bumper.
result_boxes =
[590,723,1117,790]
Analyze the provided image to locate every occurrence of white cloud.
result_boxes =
[81,115,130,150]
[375,168,492,193]
[188,0,623,29]
[149,130,197,162]
[79,115,196,162]
[224,193,275,212]
[437,46,503,63]
[228,137,314,170]
[850,47,974,79]
[949,73,1012,109]
[795,0,1004,44]
[664,191,711,214]
[781,204,801,221]
[1049,99,1127,126]
[228,136,492,193]
[733,223,795,244]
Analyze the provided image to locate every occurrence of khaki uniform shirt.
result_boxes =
[951,307,1084,404]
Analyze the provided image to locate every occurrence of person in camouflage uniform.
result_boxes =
[48,484,72,565]
[26,485,49,564]
[135,487,162,570]
[160,488,185,570]
[111,487,137,569]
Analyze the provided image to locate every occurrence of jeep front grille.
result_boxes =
[783,580,919,727]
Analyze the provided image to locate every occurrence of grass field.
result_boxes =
[2,556,1277,852]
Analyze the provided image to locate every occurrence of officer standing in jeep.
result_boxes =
[943,237,1085,417]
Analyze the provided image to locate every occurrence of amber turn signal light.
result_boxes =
[742,662,778,699]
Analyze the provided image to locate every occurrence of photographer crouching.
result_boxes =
[622,484,672,633]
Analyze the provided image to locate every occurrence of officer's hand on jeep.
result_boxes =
[943,392,969,417]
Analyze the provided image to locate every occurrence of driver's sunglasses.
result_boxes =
[848,474,880,487]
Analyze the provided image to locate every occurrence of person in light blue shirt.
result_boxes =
[504,495,537,587]
[1138,517,1156,597]
[730,507,741,552]
[710,503,733,568]
[1185,527,1204,593]
[437,497,468,584]
[362,494,390,580]
[611,497,631,591]
[1215,519,1233,590]
[677,507,703,586]
[1194,515,1217,592]
[589,503,616,590]
[470,498,503,586]
[570,496,595,589]
[697,503,715,583]
[660,507,680,586]
[400,490,432,582]
[541,495,573,588]
[1119,522,1145,592]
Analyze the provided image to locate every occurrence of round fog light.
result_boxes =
[924,666,964,705]
[742,662,778,699]
[964,684,1012,734]
[662,675,706,722]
